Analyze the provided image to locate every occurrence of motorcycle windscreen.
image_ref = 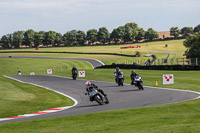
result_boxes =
[88,89,97,97]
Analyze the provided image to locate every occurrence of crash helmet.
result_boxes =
[131,70,135,74]
[85,81,91,87]
[116,67,120,72]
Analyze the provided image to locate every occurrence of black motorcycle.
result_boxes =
[72,70,78,80]
[86,88,109,105]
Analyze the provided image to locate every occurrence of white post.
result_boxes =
[196,58,198,65]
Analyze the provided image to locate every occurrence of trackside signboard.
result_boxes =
[47,69,52,74]
[78,71,85,77]
[163,74,174,85]
[30,72,35,75]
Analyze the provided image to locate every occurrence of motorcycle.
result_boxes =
[134,75,144,90]
[72,70,78,80]
[116,74,124,86]
[86,88,109,105]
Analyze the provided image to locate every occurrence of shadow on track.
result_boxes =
[119,89,141,92]
[75,104,101,108]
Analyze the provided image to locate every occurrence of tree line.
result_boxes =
[0,22,200,49]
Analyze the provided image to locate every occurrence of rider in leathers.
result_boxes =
[114,67,124,83]
[85,81,107,101]
[71,66,78,78]
[130,70,138,85]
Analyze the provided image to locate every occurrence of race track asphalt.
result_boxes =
[0,75,199,124]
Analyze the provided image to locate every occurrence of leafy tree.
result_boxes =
[86,29,98,45]
[170,27,180,38]
[44,31,57,46]
[98,27,110,44]
[55,33,63,46]
[135,28,145,42]
[183,32,200,58]
[33,31,45,47]
[180,27,193,37]
[63,30,77,46]
[110,29,120,44]
[124,22,139,43]
[145,28,158,41]
[116,26,125,43]
[124,26,133,42]
[0,34,13,49]
[13,31,24,48]
[77,30,86,45]
[23,29,35,47]
[194,24,200,33]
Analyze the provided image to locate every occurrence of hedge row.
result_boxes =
[96,64,200,71]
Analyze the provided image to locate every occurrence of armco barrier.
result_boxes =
[96,64,200,70]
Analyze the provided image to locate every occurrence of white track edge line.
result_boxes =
[1,75,78,122]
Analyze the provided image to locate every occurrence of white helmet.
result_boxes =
[85,81,91,87]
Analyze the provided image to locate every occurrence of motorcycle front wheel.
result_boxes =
[95,95,104,105]
[138,82,144,90]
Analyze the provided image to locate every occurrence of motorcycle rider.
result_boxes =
[85,81,107,101]
[130,70,138,85]
[114,67,124,83]
[71,66,78,79]
[17,70,21,75]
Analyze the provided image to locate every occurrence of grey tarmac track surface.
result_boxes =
[0,75,200,124]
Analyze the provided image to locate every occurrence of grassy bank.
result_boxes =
[0,39,185,54]
[0,58,93,118]
[0,76,74,118]
[0,39,186,65]
[0,87,200,133]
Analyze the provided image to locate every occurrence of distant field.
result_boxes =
[0,39,186,65]
[0,39,185,54]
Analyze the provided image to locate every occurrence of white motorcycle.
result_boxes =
[134,75,144,90]
[86,88,109,105]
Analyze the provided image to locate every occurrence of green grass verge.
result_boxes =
[0,58,93,75]
[0,58,92,118]
[0,76,74,118]
[0,92,200,133]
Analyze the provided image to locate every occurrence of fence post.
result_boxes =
[196,58,198,65]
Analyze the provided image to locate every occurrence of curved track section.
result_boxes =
[0,56,104,68]
[0,75,199,124]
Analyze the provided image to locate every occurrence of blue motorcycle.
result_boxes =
[134,75,144,90]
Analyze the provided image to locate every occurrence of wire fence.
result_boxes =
[124,57,200,66]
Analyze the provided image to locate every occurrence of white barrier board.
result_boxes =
[78,71,85,77]
[30,72,35,75]
[47,69,52,74]
[163,74,174,85]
